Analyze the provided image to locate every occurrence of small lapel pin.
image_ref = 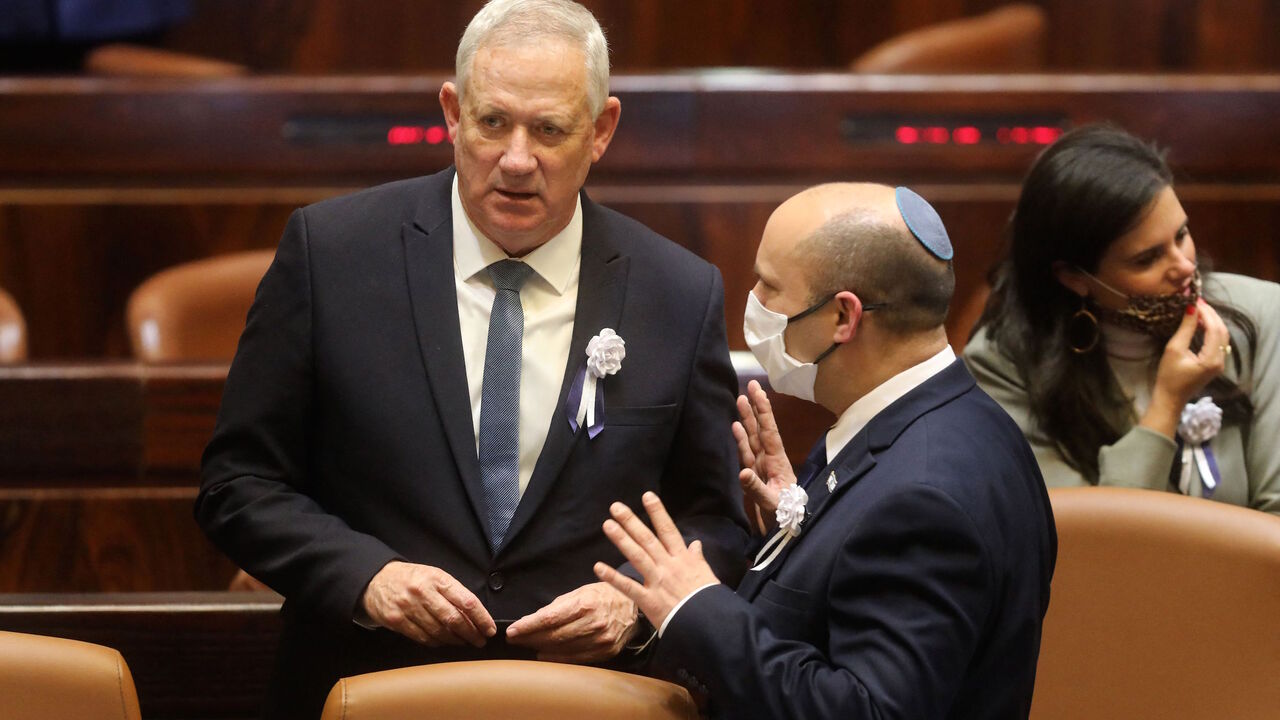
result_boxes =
[826,471,838,493]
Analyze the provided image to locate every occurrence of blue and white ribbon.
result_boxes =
[566,365,607,438]
[565,329,624,439]
[1177,397,1223,498]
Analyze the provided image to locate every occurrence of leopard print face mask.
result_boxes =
[1083,268,1201,339]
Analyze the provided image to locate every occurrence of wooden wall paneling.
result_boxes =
[0,592,282,720]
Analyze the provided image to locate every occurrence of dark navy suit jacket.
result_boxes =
[195,168,748,719]
[655,360,1056,720]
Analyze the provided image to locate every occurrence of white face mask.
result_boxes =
[742,291,831,403]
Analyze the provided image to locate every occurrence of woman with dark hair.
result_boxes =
[963,124,1280,513]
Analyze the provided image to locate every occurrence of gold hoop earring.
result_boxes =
[1068,302,1100,354]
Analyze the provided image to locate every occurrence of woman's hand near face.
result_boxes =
[1140,298,1230,438]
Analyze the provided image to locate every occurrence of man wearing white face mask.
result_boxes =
[594,183,1057,720]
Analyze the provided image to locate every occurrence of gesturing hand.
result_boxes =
[732,380,797,534]
[1143,299,1232,438]
[594,492,720,632]
[360,561,496,647]
[505,582,638,663]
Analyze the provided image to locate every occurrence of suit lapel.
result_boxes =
[500,194,630,555]
[736,360,977,600]
[402,171,489,531]
[736,437,877,601]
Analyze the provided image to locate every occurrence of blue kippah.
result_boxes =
[894,187,953,261]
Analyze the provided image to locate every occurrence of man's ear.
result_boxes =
[1052,261,1090,298]
[439,82,462,142]
[831,290,862,344]
[590,97,622,162]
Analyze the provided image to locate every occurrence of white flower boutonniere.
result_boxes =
[750,483,809,573]
[1177,396,1223,496]
[566,329,625,438]
[775,483,808,537]
[587,328,625,378]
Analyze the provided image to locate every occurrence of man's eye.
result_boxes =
[540,125,562,136]
[482,116,503,128]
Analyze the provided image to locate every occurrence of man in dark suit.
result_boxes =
[195,1,746,717]
[596,183,1057,719]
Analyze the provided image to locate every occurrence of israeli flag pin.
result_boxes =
[826,471,838,493]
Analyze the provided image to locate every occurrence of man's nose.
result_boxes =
[499,128,537,175]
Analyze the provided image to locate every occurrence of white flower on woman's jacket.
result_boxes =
[586,328,625,378]
[1178,396,1222,444]
[775,483,809,536]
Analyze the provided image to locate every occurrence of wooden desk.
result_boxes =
[4,74,1280,357]
[0,364,234,592]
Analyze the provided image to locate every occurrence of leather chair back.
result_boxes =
[1033,487,1280,719]
[320,660,699,720]
[0,630,142,720]
[0,286,27,362]
[85,43,249,77]
[851,3,1047,72]
[126,249,274,362]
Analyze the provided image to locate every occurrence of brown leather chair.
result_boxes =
[320,660,699,720]
[0,630,142,720]
[851,4,1047,73]
[84,43,249,77]
[1032,488,1280,719]
[126,249,274,362]
[0,286,27,362]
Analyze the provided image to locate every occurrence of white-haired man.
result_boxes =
[196,2,747,717]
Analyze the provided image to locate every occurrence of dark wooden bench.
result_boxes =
[0,592,282,720]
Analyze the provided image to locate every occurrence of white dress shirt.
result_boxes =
[452,175,581,496]
[659,344,957,638]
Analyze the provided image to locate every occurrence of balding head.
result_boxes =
[776,183,955,335]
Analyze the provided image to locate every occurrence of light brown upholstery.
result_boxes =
[1032,488,1280,719]
[320,660,699,720]
[851,4,1047,73]
[85,43,249,77]
[0,286,27,362]
[0,630,142,720]
[126,249,274,362]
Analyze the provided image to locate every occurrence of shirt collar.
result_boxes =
[451,174,582,294]
[825,345,957,463]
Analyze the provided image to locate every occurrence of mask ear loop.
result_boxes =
[1075,266,1130,303]
[807,299,891,364]
[786,295,834,323]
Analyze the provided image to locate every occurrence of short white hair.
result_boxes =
[455,0,611,117]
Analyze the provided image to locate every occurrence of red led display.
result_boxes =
[387,125,449,146]
[895,124,1063,146]
[896,126,921,144]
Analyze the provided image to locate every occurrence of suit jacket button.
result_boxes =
[487,572,505,592]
